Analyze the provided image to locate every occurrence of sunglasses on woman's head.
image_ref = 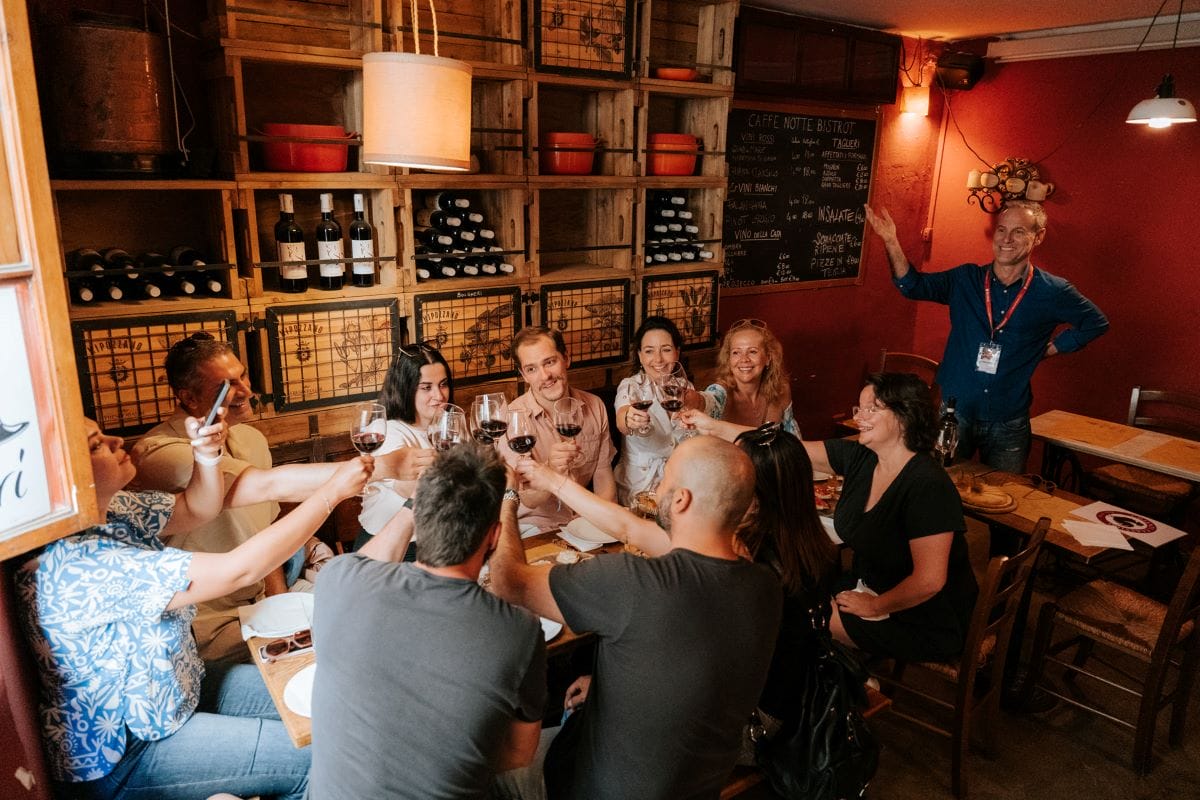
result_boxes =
[728,318,769,332]
[736,421,782,447]
[398,339,439,359]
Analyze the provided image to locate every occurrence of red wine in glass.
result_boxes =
[472,428,495,445]
[556,423,582,438]
[660,398,685,413]
[630,400,653,411]
[508,435,537,454]
[351,431,386,453]
[481,420,508,438]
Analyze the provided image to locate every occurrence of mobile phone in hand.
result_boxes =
[204,379,232,427]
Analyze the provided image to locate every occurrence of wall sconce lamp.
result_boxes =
[1125,0,1197,128]
[900,85,931,116]
[966,158,1054,213]
[363,0,473,171]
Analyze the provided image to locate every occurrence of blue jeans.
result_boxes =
[56,662,309,800]
[955,413,1031,474]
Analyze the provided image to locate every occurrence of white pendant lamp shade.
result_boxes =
[1126,94,1197,128]
[362,52,473,171]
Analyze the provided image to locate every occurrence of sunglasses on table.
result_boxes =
[258,629,313,663]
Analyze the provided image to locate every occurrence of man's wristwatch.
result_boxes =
[503,488,520,504]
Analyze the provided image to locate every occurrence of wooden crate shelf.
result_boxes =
[639,92,730,178]
[531,187,635,279]
[206,0,384,60]
[637,184,725,272]
[239,186,402,297]
[403,186,528,289]
[530,78,637,177]
[531,276,632,368]
[384,0,526,68]
[639,0,738,87]
[410,284,524,385]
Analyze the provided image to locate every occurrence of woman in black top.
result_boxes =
[803,373,977,663]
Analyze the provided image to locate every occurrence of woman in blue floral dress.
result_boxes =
[17,416,372,800]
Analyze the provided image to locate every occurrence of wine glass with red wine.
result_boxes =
[506,409,537,456]
[553,397,584,440]
[350,402,387,496]
[471,393,508,444]
[428,404,467,451]
[654,362,694,441]
[626,373,655,437]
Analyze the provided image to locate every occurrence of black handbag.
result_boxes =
[755,610,880,800]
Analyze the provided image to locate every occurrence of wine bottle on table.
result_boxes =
[275,194,308,293]
[424,191,470,210]
[316,193,345,291]
[349,193,375,287]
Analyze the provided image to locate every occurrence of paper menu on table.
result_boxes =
[1070,501,1187,548]
[1062,520,1134,551]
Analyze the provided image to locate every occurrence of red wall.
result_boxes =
[723,43,1200,436]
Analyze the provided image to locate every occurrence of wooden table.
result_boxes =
[249,530,623,747]
[1031,409,1200,485]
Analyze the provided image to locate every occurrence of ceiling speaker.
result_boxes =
[936,52,985,91]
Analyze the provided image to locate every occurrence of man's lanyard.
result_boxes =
[984,265,1033,339]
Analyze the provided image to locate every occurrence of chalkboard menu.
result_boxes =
[722,106,877,293]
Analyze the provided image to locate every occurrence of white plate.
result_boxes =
[540,617,563,641]
[238,592,314,639]
[812,470,832,482]
[283,663,316,718]
[563,517,619,544]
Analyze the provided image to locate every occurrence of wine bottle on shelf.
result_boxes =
[464,211,485,226]
[68,248,105,272]
[125,277,164,299]
[101,247,139,280]
[649,223,669,234]
[349,193,375,288]
[653,207,676,219]
[275,193,308,293]
[424,191,470,210]
[138,251,173,274]
[453,229,477,245]
[676,210,694,220]
[90,276,124,301]
[169,245,207,267]
[415,227,455,248]
[415,208,463,229]
[683,224,699,235]
[198,271,224,295]
[486,246,516,275]
[315,193,345,291]
[652,191,687,206]
[174,274,198,297]
[458,257,481,277]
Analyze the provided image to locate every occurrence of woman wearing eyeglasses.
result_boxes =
[613,316,705,504]
[16,417,372,799]
[355,342,454,557]
[703,318,797,434]
[813,373,976,663]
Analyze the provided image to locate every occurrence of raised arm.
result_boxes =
[158,417,228,538]
[166,456,373,611]
[517,460,669,556]
[863,205,911,280]
[488,472,565,623]
[357,503,415,562]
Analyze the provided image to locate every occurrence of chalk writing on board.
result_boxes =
[722,108,875,289]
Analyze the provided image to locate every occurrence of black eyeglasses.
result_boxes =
[736,421,781,447]
[398,340,439,359]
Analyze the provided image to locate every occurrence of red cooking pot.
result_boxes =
[261,123,358,172]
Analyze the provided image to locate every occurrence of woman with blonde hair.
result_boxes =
[703,318,797,434]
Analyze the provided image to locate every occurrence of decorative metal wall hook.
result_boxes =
[966,158,1055,214]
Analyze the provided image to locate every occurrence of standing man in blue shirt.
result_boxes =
[864,201,1108,473]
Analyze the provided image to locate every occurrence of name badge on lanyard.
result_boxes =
[976,342,1002,374]
[977,265,1033,375]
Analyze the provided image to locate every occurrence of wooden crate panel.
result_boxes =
[71,311,240,435]
[407,187,526,288]
[386,0,525,66]
[264,298,402,411]
[639,185,724,269]
[642,93,728,177]
[641,270,718,348]
[537,278,630,366]
[534,0,633,77]
[641,0,737,85]
[413,287,522,383]
[532,82,636,176]
[472,77,526,175]
[533,187,634,277]
[208,0,382,56]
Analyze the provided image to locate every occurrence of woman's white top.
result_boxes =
[358,419,428,535]
[613,373,697,505]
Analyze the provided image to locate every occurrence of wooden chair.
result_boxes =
[1086,386,1200,521]
[880,348,941,409]
[1027,538,1200,775]
[873,517,1050,799]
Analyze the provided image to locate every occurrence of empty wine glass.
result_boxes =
[506,408,537,456]
[428,404,467,451]
[471,393,508,444]
[553,397,584,440]
[626,373,656,437]
[350,402,387,496]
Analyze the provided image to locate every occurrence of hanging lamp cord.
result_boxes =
[408,0,441,56]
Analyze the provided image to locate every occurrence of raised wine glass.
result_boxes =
[506,408,537,456]
[350,402,387,496]
[471,393,508,445]
[428,404,467,451]
[553,397,584,440]
[626,373,656,437]
[655,362,694,441]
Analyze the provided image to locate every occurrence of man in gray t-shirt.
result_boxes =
[310,445,546,800]
[491,437,782,800]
